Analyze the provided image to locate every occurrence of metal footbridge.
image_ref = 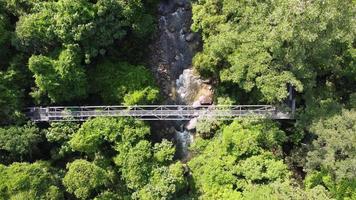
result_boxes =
[27,105,292,122]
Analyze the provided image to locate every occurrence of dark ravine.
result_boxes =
[149,0,213,159]
[149,0,201,103]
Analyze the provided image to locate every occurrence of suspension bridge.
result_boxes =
[27,105,293,122]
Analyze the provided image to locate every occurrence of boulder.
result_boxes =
[192,100,201,108]
[175,1,185,7]
[186,118,197,130]
[182,26,189,34]
[185,33,195,42]
[199,95,213,105]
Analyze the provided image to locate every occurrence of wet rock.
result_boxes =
[192,100,201,108]
[199,95,213,105]
[185,33,195,42]
[186,118,197,130]
[169,25,176,33]
[202,79,211,84]
[182,26,189,33]
[176,1,185,7]
[149,0,203,160]
[169,127,176,134]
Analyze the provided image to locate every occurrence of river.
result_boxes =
[149,0,213,159]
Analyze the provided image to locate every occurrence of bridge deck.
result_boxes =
[27,105,292,122]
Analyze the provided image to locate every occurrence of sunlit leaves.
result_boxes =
[0,162,63,200]
[188,119,289,198]
[63,159,110,200]
[29,45,87,103]
[192,0,354,103]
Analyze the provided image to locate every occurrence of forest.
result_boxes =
[0,0,355,199]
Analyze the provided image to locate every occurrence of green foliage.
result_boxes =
[0,70,23,124]
[188,119,289,199]
[13,0,155,62]
[1,0,355,198]
[114,140,185,198]
[29,45,87,103]
[192,0,354,103]
[69,117,184,198]
[305,170,356,200]
[236,153,289,184]
[0,161,63,200]
[307,109,356,181]
[0,13,10,64]
[242,181,332,200]
[305,109,356,199]
[45,122,79,160]
[114,140,153,190]
[69,117,150,154]
[133,162,185,200]
[63,159,110,200]
[53,0,95,44]
[222,120,287,158]
[14,5,57,54]
[90,60,159,105]
[0,123,41,162]
[349,93,356,108]
[196,118,222,139]
[94,191,123,200]
[123,87,159,106]
[153,139,175,164]
[2,0,40,16]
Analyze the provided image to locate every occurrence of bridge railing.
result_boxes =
[27,105,290,122]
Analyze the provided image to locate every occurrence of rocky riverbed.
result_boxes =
[149,0,213,159]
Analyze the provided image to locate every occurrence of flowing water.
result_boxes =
[150,0,212,159]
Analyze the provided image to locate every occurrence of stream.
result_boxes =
[149,0,213,159]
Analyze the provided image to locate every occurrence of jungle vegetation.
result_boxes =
[0,0,355,199]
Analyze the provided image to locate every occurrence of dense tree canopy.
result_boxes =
[0,69,23,124]
[68,117,186,199]
[0,123,41,163]
[63,159,110,200]
[188,120,290,199]
[0,161,63,200]
[0,0,354,199]
[192,0,355,103]
[29,45,88,103]
[45,121,79,160]
[305,109,356,199]
[69,117,150,154]
[90,60,159,105]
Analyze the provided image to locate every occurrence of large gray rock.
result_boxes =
[199,95,213,105]
[185,33,195,42]
[186,118,198,130]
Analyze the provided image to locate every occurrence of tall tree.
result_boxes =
[192,0,355,103]
[69,117,150,154]
[305,109,356,199]
[63,159,110,200]
[0,161,63,200]
[0,123,41,163]
[188,119,289,199]
[29,45,87,103]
